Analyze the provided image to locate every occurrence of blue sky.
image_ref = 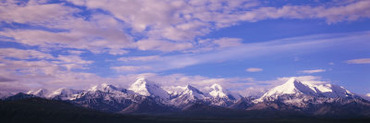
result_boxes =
[0,0,369,96]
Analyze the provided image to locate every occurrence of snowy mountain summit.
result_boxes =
[48,88,82,100]
[209,84,228,98]
[27,89,49,97]
[178,85,207,100]
[254,77,356,104]
[6,77,370,116]
[128,78,169,99]
[89,83,115,92]
[168,85,208,107]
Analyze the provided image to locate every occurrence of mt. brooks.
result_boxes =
[3,77,370,118]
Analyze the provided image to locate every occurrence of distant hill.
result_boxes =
[0,95,159,123]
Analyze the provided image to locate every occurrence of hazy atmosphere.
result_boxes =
[1,0,370,98]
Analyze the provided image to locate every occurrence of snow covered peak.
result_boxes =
[255,77,355,102]
[168,84,208,107]
[133,78,147,85]
[128,78,169,99]
[181,84,206,99]
[50,88,68,96]
[129,78,151,96]
[88,83,123,94]
[185,85,203,94]
[48,88,82,100]
[263,78,307,97]
[27,89,49,97]
[209,84,228,98]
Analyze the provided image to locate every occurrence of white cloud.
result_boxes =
[0,48,53,60]
[111,66,152,72]
[67,0,253,42]
[0,0,369,94]
[108,49,129,55]
[67,50,85,55]
[56,55,92,64]
[188,37,243,53]
[300,69,326,74]
[0,1,133,55]
[0,48,101,92]
[239,0,370,24]
[346,58,370,64]
[1,0,370,53]
[0,17,133,55]
[53,55,93,70]
[0,1,78,24]
[0,58,107,92]
[136,39,193,52]
[118,31,370,73]
[67,0,370,53]
[0,48,93,71]
[118,55,160,62]
[246,68,263,72]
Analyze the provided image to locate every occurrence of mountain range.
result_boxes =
[2,77,370,118]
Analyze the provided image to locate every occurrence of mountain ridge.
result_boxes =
[3,77,370,117]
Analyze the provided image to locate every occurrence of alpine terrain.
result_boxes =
[2,77,370,118]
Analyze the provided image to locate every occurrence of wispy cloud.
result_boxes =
[113,31,370,73]
[240,0,370,24]
[187,37,244,53]
[246,68,263,72]
[300,69,326,74]
[118,55,160,62]
[0,0,369,94]
[111,66,152,72]
[0,76,14,82]
[1,0,370,54]
[0,48,101,92]
[346,58,370,64]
